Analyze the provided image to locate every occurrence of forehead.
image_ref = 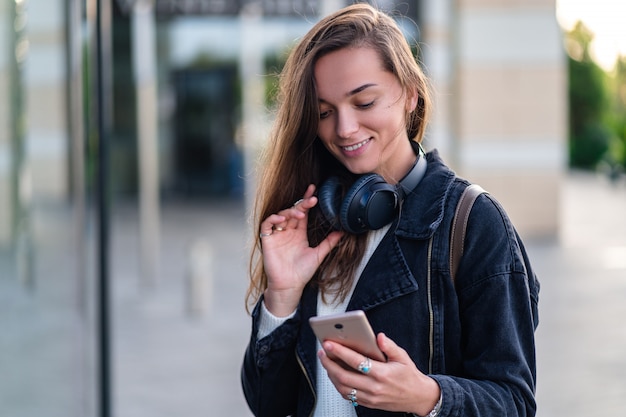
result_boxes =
[314,47,396,98]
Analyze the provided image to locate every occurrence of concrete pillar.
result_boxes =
[0,1,13,247]
[133,0,161,286]
[421,0,456,163]
[423,0,567,238]
[25,0,68,201]
[186,239,213,317]
[239,3,267,213]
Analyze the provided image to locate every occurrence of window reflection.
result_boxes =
[0,1,97,416]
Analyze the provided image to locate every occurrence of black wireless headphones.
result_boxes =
[318,143,427,234]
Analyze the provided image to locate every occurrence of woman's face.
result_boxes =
[314,46,418,182]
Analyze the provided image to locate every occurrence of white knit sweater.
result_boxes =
[257,225,390,416]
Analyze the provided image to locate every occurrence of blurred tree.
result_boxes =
[606,55,626,173]
[264,49,289,109]
[565,21,611,169]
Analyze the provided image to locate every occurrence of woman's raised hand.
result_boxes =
[260,184,343,317]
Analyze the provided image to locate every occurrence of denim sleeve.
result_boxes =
[432,194,539,417]
[241,298,302,416]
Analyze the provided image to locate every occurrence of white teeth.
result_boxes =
[343,139,369,152]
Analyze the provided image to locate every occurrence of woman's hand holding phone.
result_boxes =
[317,332,441,416]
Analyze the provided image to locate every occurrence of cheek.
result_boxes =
[367,111,399,133]
[385,105,409,128]
[317,122,333,145]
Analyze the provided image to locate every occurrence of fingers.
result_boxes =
[320,340,378,375]
[314,229,344,260]
[283,186,318,229]
[376,333,409,364]
[317,347,376,409]
[259,214,286,239]
[259,185,318,237]
[293,184,317,211]
[319,335,429,413]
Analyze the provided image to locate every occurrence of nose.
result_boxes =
[336,109,359,139]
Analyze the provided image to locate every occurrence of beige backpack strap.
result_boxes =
[449,184,487,285]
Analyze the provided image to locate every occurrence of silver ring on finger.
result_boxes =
[293,198,304,207]
[357,357,372,374]
[347,388,358,407]
[259,231,273,238]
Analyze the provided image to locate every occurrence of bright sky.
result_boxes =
[556,0,626,70]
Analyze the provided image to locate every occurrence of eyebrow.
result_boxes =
[348,83,377,96]
[318,83,378,103]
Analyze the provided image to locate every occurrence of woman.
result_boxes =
[241,4,539,417]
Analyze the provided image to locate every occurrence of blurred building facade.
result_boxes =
[0,0,565,416]
[425,0,566,238]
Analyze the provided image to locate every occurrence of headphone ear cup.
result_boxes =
[340,174,389,234]
[318,177,343,230]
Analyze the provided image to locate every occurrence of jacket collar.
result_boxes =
[347,149,456,312]
[347,230,418,311]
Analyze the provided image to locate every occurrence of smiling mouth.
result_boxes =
[342,138,370,152]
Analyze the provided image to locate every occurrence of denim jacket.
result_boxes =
[241,150,540,417]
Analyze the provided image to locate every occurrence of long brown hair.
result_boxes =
[246,3,432,311]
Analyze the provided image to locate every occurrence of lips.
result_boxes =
[342,138,371,152]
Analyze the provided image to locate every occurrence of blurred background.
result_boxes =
[0,0,624,416]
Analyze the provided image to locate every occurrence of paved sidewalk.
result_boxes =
[112,171,626,417]
[531,172,626,416]
[112,199,254,417]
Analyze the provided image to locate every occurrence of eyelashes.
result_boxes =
[357,100,375,109]
[319,100,376,119]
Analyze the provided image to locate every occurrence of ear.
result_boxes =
[405,88,418,113]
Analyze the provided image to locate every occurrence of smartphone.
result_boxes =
[309,310,386,362]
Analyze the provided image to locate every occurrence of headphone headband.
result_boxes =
[396,144,427,200]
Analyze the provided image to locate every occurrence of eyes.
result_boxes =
[319,100,375,119]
